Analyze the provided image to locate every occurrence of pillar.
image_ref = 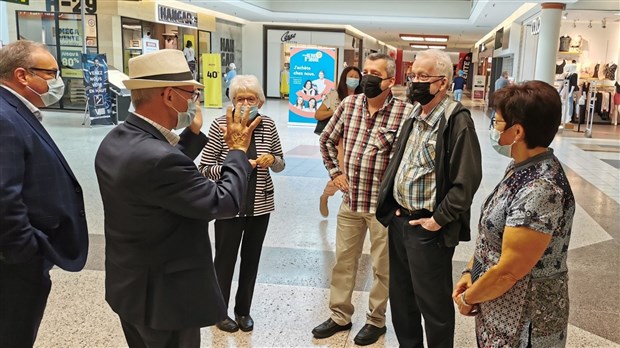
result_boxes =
[534,3,565,84]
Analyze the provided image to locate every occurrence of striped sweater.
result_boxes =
[199,114,285,216]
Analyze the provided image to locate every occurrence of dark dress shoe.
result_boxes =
[216,317,239,333]
[235,314,254,332]
[353,324,386,346]
[312,318,352,339]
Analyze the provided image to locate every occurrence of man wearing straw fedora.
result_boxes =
[95,49,261,347]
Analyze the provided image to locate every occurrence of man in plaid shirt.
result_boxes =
[313,53,414,346]
[376,49,482,347]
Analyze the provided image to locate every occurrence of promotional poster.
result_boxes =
[202,53,222,108]
[82,53,114,125]
[288,47,336,124]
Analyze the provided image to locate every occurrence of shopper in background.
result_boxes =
[95,49,260,347]
[313,53,413,346]
[0,39,89,348]
[314,66,363,217]
[452,70,466,102]
[183,40,196,80]
[453,80,575,347]
[490,70,510,129]
[199,75,285,333]
[224,62,237,100]
[376,49,482,348]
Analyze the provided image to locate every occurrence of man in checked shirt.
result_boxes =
[377,49,482,348]
[313,53,414,346]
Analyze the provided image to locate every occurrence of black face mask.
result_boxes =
[361,75,389,99]
[408,78,443,105]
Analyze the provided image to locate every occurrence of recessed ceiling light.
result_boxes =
[425,37,448,42]
[400,35,425,41]
[410,44,429,49]
[428,45,447,49]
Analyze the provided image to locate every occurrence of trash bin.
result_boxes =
[107,69,131,124]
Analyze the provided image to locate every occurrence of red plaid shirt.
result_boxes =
[320,92,414,213]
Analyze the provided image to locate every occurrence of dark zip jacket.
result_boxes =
[376,101,482,247]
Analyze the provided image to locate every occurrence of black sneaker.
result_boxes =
[353,324,387,346]
[312,318,352,339]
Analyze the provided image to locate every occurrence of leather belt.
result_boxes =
[398,206,432,219]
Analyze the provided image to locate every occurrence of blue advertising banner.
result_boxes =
[288,47,336,124]
[82,53,114,125]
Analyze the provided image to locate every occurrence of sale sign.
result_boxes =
[60,47,83,78]
[202,53,222,108]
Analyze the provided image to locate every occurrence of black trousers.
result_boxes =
[388,214,455,348]
[0,257,52,348]
[214,214,270,316]
[120,318,200,348]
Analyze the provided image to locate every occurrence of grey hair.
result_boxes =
[0,40,48,82]
[130,88,163,108]
[229,75,265,103]
[366,53,396,78]
[416,49,453,81]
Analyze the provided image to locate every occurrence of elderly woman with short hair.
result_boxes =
[453,80,575,347]
[199,75,285,333]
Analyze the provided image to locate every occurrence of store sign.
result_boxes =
[157,5,197,28]
[58,0,97,15]
[280,30,297,43]
[220,38,235,67]
[58,19,82,46]
[0,0,29,5]
[530,17,541,36]
[60,47,83,78]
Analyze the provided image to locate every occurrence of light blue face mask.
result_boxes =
[489,128,514,158]
[346,77,360,89]
[172,99,197,130]
[240,105,259,121]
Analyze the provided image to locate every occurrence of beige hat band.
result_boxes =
[136,71,194,82]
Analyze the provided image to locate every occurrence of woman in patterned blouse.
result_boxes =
[453,80,575,347]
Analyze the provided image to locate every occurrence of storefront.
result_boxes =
[518,10,619,125]
[263,26,363,98]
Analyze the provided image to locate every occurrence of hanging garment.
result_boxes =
[605,64,617,80]
[593,64,600,79]
[559,36,571,52]
[556,60,566,74]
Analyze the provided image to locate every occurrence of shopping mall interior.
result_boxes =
[0,0,619,347]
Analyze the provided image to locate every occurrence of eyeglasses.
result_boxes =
[29,67,61,79]
[172,87,201,102]
[234,96,258,104]
[409,73,445,82]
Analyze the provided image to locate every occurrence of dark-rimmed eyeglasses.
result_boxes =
[234,96,258,104]
[172,87,201,102]
[29,67,61,79]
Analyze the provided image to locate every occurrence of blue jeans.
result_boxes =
[453,89,463,102]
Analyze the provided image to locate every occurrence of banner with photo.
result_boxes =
[82,53,114,125]
[202,53,222,108]
[288,47,336,124]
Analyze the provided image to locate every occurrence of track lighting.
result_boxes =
[588,20,592,29]
[562,12,568,19]
[602,18,607,29]
[572,20,577,28]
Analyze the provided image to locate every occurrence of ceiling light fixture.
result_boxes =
[602,18,607,29]
[410,44,429,49]
[588,20,592,28]
[409,44,446,50]
[401,34,448,43]
[573,20,577,28]
[562,12,568,19]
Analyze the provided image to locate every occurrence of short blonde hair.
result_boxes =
[229,75,265,103]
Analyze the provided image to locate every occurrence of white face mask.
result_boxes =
[489,128,514,158]
[171,98,197,130]
[27,75,65,107]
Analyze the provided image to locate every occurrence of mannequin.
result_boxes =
[562,63,578,124]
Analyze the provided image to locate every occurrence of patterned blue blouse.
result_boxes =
[472,149,575,347]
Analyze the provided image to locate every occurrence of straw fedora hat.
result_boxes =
[123,49,203,90]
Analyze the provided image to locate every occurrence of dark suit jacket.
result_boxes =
[95,113,251,330]
[0,87,88,271]
[376,102,482,247]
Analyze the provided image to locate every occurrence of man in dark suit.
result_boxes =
[94,49,260,347]
[0,40,89,347]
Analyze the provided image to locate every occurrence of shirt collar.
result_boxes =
[417,95,449,127]
[1,85,43,121]
[133,112,180,146]
[363,90,394,114]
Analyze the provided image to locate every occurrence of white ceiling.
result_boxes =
[190,0,620,51]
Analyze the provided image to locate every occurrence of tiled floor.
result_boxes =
[32,92,619,347]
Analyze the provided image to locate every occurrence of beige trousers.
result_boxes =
[329,202,389,327]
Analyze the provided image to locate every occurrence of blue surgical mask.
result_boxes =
[346,77,360,89]
[489,128,514,158]
[172,99,197,130]
[241,105,259,121]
